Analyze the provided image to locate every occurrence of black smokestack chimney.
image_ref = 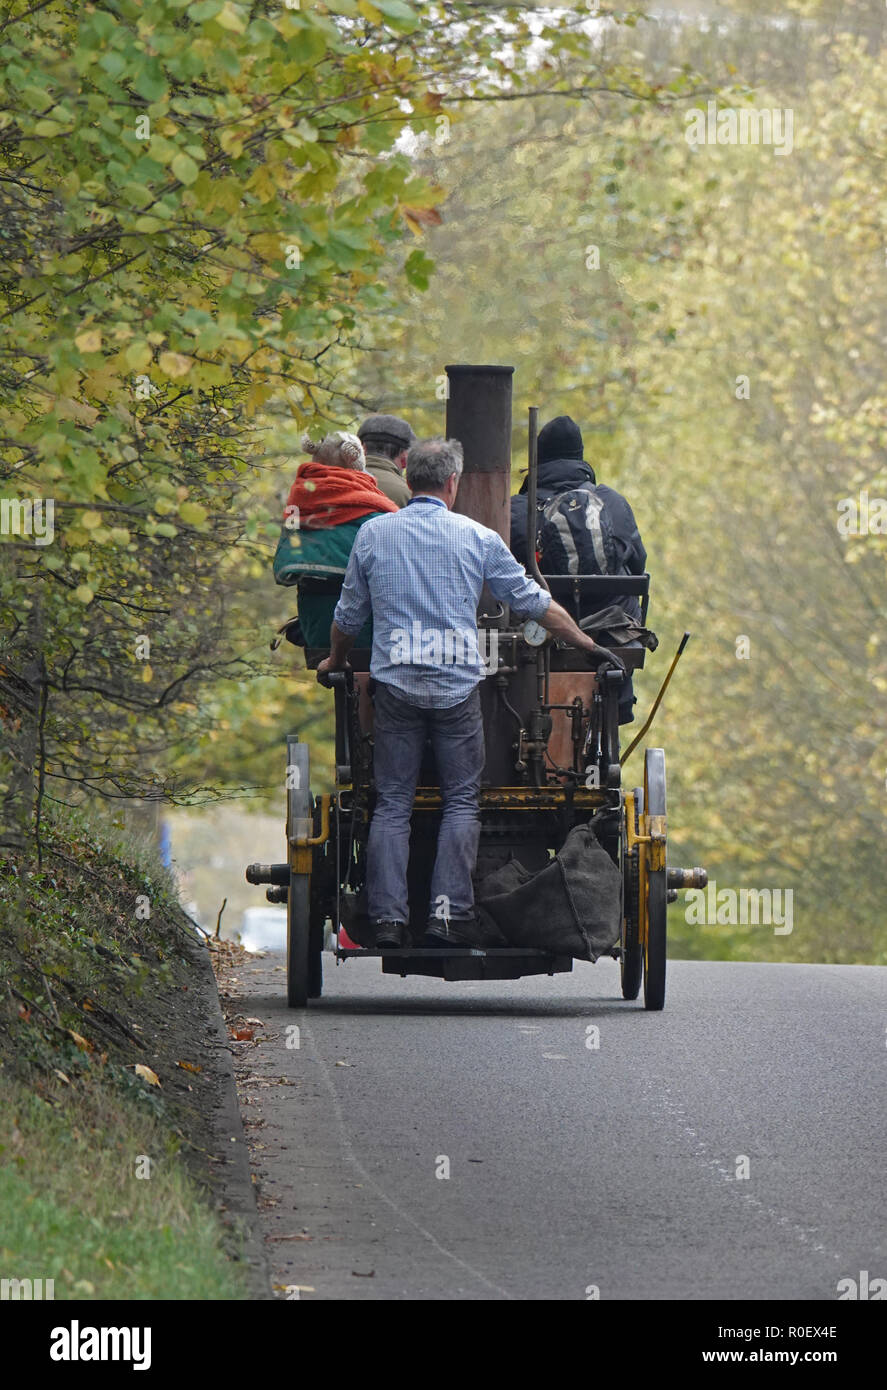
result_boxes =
[445,364,514,544]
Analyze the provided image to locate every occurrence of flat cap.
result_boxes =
[357,413,415,450]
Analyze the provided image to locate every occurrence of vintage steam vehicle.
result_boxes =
[246,366,706,1009]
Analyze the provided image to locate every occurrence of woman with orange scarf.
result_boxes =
[273,431,398,649]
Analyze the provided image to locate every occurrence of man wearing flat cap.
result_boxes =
[358,413,414,508]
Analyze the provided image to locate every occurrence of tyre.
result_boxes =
[285,736,320,1008]
[620,786,643,1000]
[287,873,311,1008]
[643,748,667,1011]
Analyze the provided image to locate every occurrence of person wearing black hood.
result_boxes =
[510,414,647,723]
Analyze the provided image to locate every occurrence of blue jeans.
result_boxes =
[367,682,484,924]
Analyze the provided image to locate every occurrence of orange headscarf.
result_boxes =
[285,460,399,529]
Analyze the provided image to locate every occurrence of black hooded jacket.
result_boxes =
[510,456,647,588]
[511,452,647,722]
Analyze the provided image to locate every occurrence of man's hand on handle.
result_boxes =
[590,644,627,676]
[538,598,627,675]
[315,622,356,686]
[315,654,347,687]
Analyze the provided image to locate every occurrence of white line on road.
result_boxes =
[302,1019,513,1300]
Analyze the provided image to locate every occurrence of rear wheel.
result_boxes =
[285,736,321,1007]
[287,875,311,1008]
[643,748,667,1012]
[620,787,643,1000]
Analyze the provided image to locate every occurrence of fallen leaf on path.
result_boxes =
[134,1064,161,1087]
[67,1030,93,1052]
[176,1060,202,1074]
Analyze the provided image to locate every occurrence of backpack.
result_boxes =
[537,483,618,576]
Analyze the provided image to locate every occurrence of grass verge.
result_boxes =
[0,802,253,1300]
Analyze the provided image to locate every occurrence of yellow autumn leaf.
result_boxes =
[134,1064,161,1087]
[67,1029,92,1052]
[75,328,102,353]
[158,352,192,379]
[216,1,247,32]
[219,130,244,158]
[178,501,207,526]
[56,397,99,426]
[125,341,152,371]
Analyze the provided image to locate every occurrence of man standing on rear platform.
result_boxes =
[316,438,624,951]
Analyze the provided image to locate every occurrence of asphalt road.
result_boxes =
[229,955,887,1301]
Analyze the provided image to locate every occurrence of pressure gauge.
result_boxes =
[522,619,548,648]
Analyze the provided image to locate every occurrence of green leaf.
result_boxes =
[125,342,153,371]
[376,0,418,31]
[171,153,200,186]
[404,248,433,291]
[178,502,208,526]
[133,63,167,104]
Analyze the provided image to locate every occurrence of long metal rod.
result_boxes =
[525,406,549,591]
[620,632,691,767]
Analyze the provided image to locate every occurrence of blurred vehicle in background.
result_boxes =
[237,906,287,954]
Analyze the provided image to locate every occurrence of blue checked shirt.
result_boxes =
[333,495,551,708]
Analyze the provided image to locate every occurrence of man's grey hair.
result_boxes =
[406,437,464,493]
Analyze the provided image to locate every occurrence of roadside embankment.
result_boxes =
[0,806,268,1300]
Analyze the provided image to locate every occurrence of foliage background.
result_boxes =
[2,0,885,963]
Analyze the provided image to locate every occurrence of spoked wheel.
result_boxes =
[285,735,322,1007]
[620,787,643,1000]
[642,748,667,1011]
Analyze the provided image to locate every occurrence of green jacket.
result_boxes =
[273,516,375,648]
[273,516,369,585]
[365,453,410,508]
